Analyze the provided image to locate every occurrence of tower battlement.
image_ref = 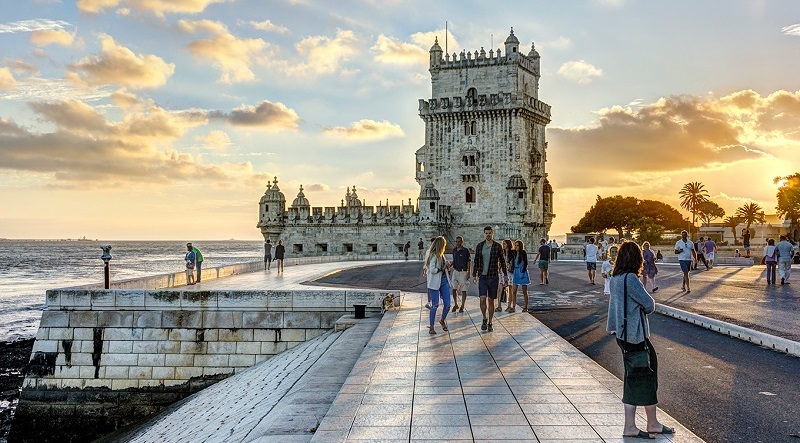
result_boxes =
[418,92,551,124]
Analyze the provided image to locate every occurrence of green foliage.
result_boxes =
[723,216,742,242]
[696,200,726,225]
[775,173,800,232]
[735,202,766,230]
[571,195,685,241]
[679,181,709,229]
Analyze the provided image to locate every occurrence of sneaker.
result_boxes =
[487,323,494,332]
[495,306,502,312]
[652,287,658,292]
[781,278,785,285]
[452,305,458,313]
[481,319,487,331]
[425,302,432,309]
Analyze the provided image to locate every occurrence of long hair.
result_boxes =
[502,238,514,260]
[424,236,446,269]
[611,241,643,276]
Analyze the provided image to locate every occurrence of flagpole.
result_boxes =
[445,21,448,55]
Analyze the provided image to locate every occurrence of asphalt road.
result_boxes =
[311,261,800,443]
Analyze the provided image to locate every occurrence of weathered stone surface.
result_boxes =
[202,311,242,329]
[40,311,69,328]
[162,311,203,329]
[90,290,116,309]
[218,290,266,309]
[292,290,346,309]
[144,290,181,308]
[180,290,218,309]
[241,311,283,328]
[98,311,134,328]
[115,290,145,308]
[69,311,98,328]
[284,311,321,329]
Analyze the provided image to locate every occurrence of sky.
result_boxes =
[1,0,799,241]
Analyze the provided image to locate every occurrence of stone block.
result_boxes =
[139,379,165,389]
[132,341,159,354]
[267,290,293,309]
[284,312,321,328]
[346,290,380,308]
[82,378,111,389]
[90,290,116,309]
[105,366,129,379]
[98,311,134,328]
[218,290,266,309]
[193,354,228,367]
[112,379,140,390]
[162,311,202,329]
[228,354,256,367]
[175,366,203,380]
[281,328,307,342]
[255,355,270,364]
[167,328,198,341]
[70,353,94,366]
[134,311,162,328]
[73,328,95,340]
[207,341,237,354]
[321,311,346,328]
[180,341,207,354]
[202,367,234,377]
[235,342,261,354]
[108,340,133,353]
[115,290,145,308]
[253,329,276,342]
[292,290,346,309]
[218,328,254,342]
[144,290,182,309]
[79,366,97,379]
[35,327,49,340]
[306,329,325,340]
[152,366,176,380]
[69,311,99,328]
[45,290,61,308]
[164,354,193,367]
[181,290,218,309]
[129,366,153,379]
[242,312,283,328]
[55,365,81,379]
[48,327,73,340]
[40,311,69,328]
[157,340,181,354]
[104,328,144,341]
[202,311,243,329]
[32,339,59,353]
[61,378,83,389]
[261,342,287,355]
[61,290,91,308]
[104,353,138,366]
[286,341,302,350]
[142,328,168,341]
[79,340,100,353]
[138,354,165,366]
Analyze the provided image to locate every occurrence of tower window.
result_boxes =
[466,88,477,103]
[470,121,476,135]
[462,156,469,166]
[469,155,476,166]
[466,187,476,203]
[429,202,435,211]
[518,191,524,199]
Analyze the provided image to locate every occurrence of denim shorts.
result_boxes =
[478,275,499,298]
[679,260,692,272]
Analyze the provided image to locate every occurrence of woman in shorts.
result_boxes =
[641,241,658,292]
[509,240,530,312]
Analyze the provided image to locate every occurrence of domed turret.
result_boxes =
[429,36,443,68]
[291,185,310,208]
[506,174,527,189]
[262,177,286,204]
[528,42,540,59]
[505,28,520,58]
[345,186,362,208]
[419,182,440,200]
[419,182,440,223]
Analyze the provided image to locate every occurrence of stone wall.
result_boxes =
[12,287,397,443]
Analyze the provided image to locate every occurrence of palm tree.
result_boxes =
[679,182,710,236]
[723,216,742,244]
[735,202,767,232]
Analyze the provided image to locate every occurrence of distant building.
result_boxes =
[699,214,795,245]
[257,29,555,255]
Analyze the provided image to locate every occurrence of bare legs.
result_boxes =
[623,404,665,437]
[681,271,690,292]
[521,285,528,311]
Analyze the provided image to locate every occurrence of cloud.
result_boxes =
[371,34,427,65]
[781,24,800,36]
[66,34,174,89]
[197,130,231,150]
[110,88,139,108]
[541,36,572,51]
[0,19,71,33]
[5,59,40,75]
[323,119,404,140]
[0,77,113,101]
[223,100,300,131]
[243,19,289,34]
[78,0,228,17]
[410,29,460,53]
[30,29,75,47]
[546,91,796,189]
[178,19,268,83]
[286,29,359,76]
[0,68,17,90]
[595,0,630,6]
[305,183,329,192]
[557,60,602,84]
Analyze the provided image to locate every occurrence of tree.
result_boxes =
[735,202,766,232]
[571,195,685,240]
[679,182,709,234]
[723,216,742,243]
[775,173,800,235]
[696,200,725,226]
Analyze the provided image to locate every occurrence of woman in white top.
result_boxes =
[763,238,778,285]
[423,236,452,334]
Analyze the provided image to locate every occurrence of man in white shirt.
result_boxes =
[674,230,697,292]
[585,237,599,285]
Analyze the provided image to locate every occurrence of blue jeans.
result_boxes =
[765,262,777,283]
[430,277,452,326]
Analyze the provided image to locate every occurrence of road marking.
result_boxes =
[759,391,777,396]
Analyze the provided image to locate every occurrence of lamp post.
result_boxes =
[100,245,112,289]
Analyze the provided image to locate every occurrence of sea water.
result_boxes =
[0,240,263,343]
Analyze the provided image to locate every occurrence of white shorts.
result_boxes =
[452,270,469,291]
[706,252,715,261]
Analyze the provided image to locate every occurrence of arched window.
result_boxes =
[466,187,476,203]
[469,155,476,166]
[429,202,435,211]
[464,120,470,135]
[466,88,477,102]
[470,121,476,135]
[462,156,469,166]
[419,162,425,172]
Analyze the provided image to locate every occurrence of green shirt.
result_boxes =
[192,247,203,262]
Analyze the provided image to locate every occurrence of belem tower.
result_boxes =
[257,29,554,254]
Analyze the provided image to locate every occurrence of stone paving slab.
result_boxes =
[312,292,704,443]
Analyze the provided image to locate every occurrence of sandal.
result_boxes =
[622,430,653,439]
[649,425,674,435]
[428,327,436,334]
[439,319,448,331]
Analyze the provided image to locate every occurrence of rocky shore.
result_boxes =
[0,339,33,443]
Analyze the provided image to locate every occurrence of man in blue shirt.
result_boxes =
[775,235,796,285]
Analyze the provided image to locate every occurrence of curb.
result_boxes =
[655,303,800,357]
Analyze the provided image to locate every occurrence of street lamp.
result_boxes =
[100,245,112,289]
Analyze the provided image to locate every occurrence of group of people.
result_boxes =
[403,238,427,261]
[762,235,797,285]
[263,239,286,273]
[183,242,203,285]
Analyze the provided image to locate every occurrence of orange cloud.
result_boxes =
[224,100,300,131]
[557,60,602,84]
[67,34,174,89]
[286,29,358,76]
[371,35,427,65]
[30,29,75,47]
[0,68,16,89]
[178,19,268,83]
[324,119,404,140]
[78,0,227,16]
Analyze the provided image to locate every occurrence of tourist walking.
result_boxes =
[403,241,410,261]
[775,235,795,285]
[500,239,515,312]
[423,236,452,334]
[675,230,696,292]
[472,226,507,332]
[184,244,196,285]
[450,236,471,313]
[763,238,777,285]
[601,245,619,296]
[656,250,663,262]
[418,238,424,260]
[742,229,752,257]
[533,238,549,286]
[585,237,599,285]
[704,237,717,268]
[694,236,709,270]
[274,240,286,273]
[641,242,658,292]
[264,239,273,270]
[512,240,531,311]
[607,241,672,439]
[189,243,203,282]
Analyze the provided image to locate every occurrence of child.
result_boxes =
[734,249,741,258]
[601,245,619,296]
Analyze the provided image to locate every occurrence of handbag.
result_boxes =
[186,261,195,270]
[621,273,652,371]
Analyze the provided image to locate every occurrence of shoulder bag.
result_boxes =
[622,273,652,371]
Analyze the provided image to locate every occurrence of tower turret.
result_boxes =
[418,182,440,223]
[504,28,520,59]
[429,36,443,69]
[258,176,286,240]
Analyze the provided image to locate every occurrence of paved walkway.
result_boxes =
[312,292,702,443]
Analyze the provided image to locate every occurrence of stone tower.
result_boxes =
[416,29,554,245]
